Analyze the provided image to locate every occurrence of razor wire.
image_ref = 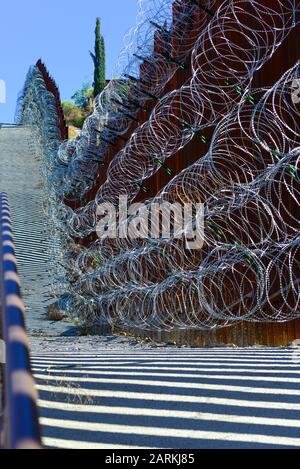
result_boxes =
[17,0,300,330]
[15,66,71,298]
[70,61,300,330]
[67,0,297,237]
[57,0,217,201]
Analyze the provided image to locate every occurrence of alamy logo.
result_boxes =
[0,339,5,363]
[0,79,6,104]
[96,196,205,250]
[291,79,300,104]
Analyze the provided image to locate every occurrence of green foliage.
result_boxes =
[71,82,93,109]
[62,83,93,130]
[62,99,90,130]
[61,18,107,130]
[90,17,106,98]
[100,36,106,86]
[74,116,86,128]
[62,101,82,121]
[62,101,78,114]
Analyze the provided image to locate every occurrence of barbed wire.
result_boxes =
[17,0,300,330]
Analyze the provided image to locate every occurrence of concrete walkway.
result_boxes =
[0,126,75,336]
[30,338,300,449]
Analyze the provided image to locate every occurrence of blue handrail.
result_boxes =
[0,193,42,449]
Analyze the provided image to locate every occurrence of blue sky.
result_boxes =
[0,0,138,122]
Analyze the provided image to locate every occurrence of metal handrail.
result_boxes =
[0,193,42,449]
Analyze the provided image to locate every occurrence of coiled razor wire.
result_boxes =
[15,66,71,298]
[68,0,297,237]
[55,0,218,201]
[73,66,300,330]
[17,0,300,330]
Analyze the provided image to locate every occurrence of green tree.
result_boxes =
[71,82,93,109]
[90,18,106,98]
[100,35,106,90]
[62,101,83,127]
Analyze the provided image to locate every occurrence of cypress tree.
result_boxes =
[100,36,106,90]
[90,18,106,98]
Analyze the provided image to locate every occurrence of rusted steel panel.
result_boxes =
[36,59,68,141]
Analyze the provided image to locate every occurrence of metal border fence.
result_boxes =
[0,193,42,449]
